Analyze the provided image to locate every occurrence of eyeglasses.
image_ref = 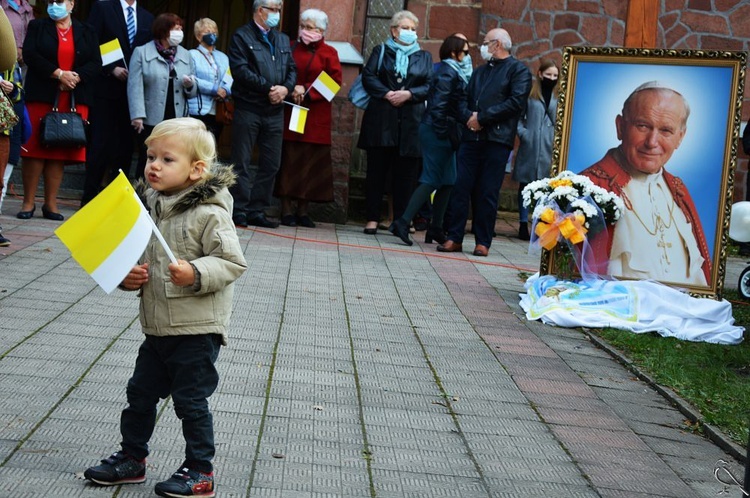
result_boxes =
[299,24,323,32]
[47,0,65,4]
[481,39,498,46]
[261,6,281,13]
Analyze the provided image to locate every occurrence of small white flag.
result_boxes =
[100,39,125,66]
[287,103,309,134]
[309,70,341,102]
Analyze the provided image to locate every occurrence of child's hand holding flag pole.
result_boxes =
[55,171,177,293]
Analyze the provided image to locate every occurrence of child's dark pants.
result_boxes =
[120,334,222,473]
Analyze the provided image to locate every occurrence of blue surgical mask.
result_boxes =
[398,29,417,45]
[202,33,217,46]
[47,2,68,21]
[265,11,280,28]
[459,55,473,79]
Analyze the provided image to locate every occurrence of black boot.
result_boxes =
[424,226,447,244]
[388,218,413,246]
[518,223,530,241]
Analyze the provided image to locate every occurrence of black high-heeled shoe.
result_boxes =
[41,205,64,221]
[424,226,447,245]
[388,218,413,246]
[16,205,36,219]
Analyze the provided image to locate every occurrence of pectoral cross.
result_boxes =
[657,236,672,265]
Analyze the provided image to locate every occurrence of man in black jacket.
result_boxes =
[228,0,296,228]
[82,0,153,205]
[438,28,531,256]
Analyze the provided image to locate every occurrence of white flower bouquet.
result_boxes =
[522,170,624,251]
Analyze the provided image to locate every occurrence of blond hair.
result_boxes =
[194,18,218,36]
[145,118,216,177]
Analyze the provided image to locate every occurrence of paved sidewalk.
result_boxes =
[0,196,746,497]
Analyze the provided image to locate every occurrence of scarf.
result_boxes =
[155,40,177,73]
[385,38,420,80]
[442,58,468,84]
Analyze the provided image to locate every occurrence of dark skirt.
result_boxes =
[274,141,334,202]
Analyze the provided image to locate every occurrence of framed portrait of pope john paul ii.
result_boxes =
[545,46,746,299]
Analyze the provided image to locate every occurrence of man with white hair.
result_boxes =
[438,28,532,257]
[581,81,710,286]
[228,0,296,228]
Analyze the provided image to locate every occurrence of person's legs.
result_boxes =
[229,109,260,221]
[166,334,221,473]
[247,111,284,219]
[134,125,155,180]
[517,182,530,240]
[20,157,43,213]
[120,336,171,460]
[364,148,391,228]
[473,142,510,248]
[42,160,65,214]
[444,142,479,244]
[431,185,453,229]
[391,155,420,223]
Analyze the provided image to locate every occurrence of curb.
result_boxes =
[581,328,747,464]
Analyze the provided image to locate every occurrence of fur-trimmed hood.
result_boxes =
[135,163,237,217]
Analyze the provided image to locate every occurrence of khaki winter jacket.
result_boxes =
[135,165,247,344]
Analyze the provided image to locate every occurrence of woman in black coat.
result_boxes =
[17,0,100,221]
[357,10,432,234]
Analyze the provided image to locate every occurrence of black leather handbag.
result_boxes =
[40,90,88,148]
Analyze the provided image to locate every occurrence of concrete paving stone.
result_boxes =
[581,463,697,496]
[624,419,701,443]
[484,478,599,498]
[600,399,687,427]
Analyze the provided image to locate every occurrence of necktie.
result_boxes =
[126,6,135,46]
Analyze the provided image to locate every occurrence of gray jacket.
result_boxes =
[128,42,198,125]
[134,165,248,345]
[512,95,557,184]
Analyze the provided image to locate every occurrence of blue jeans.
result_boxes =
[120,334,221,473]
[446,141,511,247]
[230,107,284,219]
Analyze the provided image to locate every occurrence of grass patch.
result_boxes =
[590,288,750,447]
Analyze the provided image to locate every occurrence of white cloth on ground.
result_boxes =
[519,273,744,345]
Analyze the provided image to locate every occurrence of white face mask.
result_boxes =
[480,44,492,61]
[168,30,184,47]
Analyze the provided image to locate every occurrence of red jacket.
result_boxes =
[283,40,342,145]
[580,148,712,283]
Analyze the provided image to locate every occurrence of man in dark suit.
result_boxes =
[82,0,153,205]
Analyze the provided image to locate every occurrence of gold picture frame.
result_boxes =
[542,46,747,299]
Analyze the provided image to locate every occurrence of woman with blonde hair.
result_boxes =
[188,17,231,140]
[357,10,432,235]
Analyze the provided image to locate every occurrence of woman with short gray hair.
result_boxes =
[274,8,342,228]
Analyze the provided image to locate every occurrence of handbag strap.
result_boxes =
[52,89,76,113]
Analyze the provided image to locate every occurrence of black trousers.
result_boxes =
[83,96,135,204]
[364,147,419,223]
[229,107,284,219]
[120,334,221,473]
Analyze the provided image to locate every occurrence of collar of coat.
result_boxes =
[135,163,237,215]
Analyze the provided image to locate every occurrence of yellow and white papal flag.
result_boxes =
[309,70,340,102]
[287,103,309,134]
[55,171,154,294]
[100,38,125,66]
